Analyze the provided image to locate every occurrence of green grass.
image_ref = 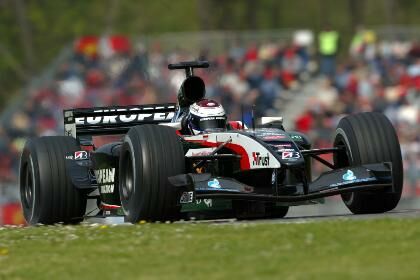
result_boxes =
[1,218,420,280]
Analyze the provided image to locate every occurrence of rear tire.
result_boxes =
[19,136,87,225]
[333,112,403,214]
[119,125,185,223]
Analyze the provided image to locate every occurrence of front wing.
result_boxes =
[169,163,393,204]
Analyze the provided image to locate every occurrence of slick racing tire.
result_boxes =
[333,112,403,214]
[19,137,87,225]
[119,125,185,223]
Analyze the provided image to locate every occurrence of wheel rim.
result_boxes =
[121,152,134,201]
[333,134,353,203]
[22,162,35,210]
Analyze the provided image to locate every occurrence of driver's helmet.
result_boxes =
[187,99,227,135]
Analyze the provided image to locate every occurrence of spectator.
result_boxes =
[318,26,340,77]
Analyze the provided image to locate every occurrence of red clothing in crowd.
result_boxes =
[295,111,313,133]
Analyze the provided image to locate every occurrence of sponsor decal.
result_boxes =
[200,116,225,121]
[101,185,114,194]
[273,143,292,149]
[207,179,221,189]
[95,168,115,194]
[64,123,76,137]
[258,128,282,134]
[291,135,303,140]
[252,152,270,166]
[257,131,283,135]
[74,151,88,160]
[196,178,244,192]
[281,151,301,159]
[180,191,194,204]
[330,177,376,188]
[96,168,115,184]
[195,199,213,207]
[262,135,286,140]
[343,170,357,181]
[75,109,174,125]
[204,199,212,207]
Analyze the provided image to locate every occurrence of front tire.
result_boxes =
[19,137,87,225]
[333,112,403,214]
[119,125,185,223]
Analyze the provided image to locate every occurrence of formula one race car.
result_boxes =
[19,61,403,225]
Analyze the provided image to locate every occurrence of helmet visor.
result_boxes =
[190,116,227,132]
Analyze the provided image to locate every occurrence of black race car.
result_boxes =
[19,61,403,224]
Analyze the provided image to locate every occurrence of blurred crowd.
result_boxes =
[0,29,419,224]
[0,32,314,189]
[296,28,420,195]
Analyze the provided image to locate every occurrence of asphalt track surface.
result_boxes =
[281,198,420,221]
[88,198,420,225]
[255,208,420,224]
[189,199,420,224]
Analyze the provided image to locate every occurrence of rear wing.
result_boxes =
[63,103,176,138]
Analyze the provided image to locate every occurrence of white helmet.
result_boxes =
[187,99,227,135]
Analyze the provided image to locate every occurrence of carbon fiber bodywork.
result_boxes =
[65,124,394,217]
